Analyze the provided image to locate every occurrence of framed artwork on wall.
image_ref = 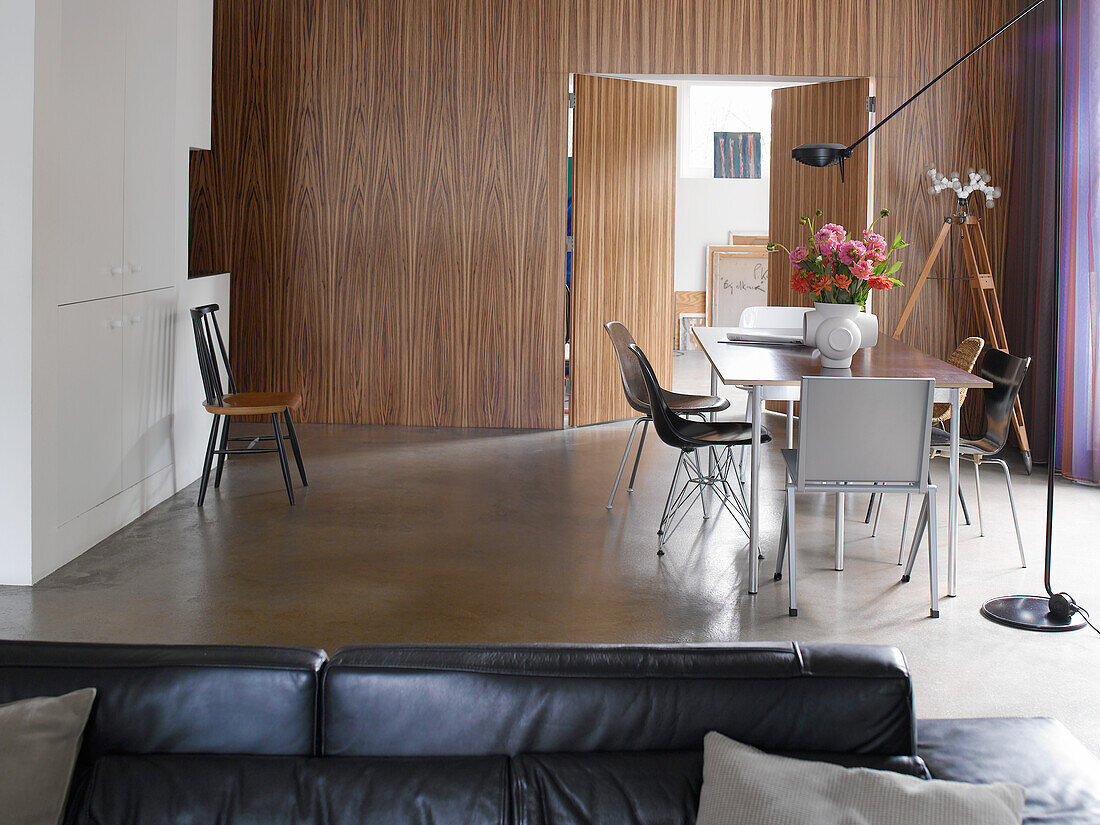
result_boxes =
[705,245,769,327]
[713,132,762,178]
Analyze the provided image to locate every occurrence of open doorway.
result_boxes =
[567,74,874,428]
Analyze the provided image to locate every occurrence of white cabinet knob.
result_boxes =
[129,264,143,274]
[107,319,123,329]
[110,266,124,276]
[128,315,143,325]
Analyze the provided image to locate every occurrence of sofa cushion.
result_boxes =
[511,748,928,825]
[0,688,96,825]
[0,641,325,760]
[919,717,1100,825]
[696,732,1025,825]
[67,754,509,825]
[323,643,916,759]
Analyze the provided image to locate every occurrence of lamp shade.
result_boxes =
[791,143,851,168]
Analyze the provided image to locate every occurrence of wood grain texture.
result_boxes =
[570,75,676,426]
[190,0,566,427]
[190,0,1019,428]
[767,79,871,309]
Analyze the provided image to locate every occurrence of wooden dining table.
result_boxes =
[692,327,992,598]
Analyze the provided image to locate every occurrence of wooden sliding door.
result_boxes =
[768,79,871,308]
[571,74,676,426]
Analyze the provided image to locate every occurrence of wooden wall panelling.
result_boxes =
[570,75,676,427]
[767,79,871,310]
[190,0,1019,428]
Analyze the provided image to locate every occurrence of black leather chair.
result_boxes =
[604,321,730,509]
[630,343,769,551]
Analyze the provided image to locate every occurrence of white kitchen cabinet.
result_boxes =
[122,288,177,487]
[57,299,125,523]
[57,0,126,305]
[124,0,178,294]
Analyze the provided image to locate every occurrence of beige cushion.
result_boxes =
[696,732,1025,825]
[0,688,97,825]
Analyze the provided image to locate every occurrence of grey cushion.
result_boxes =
[696,731,1025,825]
[0,688,96,825]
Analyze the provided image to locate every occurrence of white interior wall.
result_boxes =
[0,0,37,584]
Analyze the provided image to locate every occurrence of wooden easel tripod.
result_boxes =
[893,200,1033,473]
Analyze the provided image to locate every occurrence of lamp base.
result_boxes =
[981,595,1086,631]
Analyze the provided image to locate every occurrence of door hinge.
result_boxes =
[568,92,576,109]
[866,96,876,113]
[566,236,574,253]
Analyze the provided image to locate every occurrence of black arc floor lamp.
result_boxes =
[792,0,1087,632]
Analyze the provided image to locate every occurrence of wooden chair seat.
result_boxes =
[203,392,303,416]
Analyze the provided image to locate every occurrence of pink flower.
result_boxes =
[814,223,846,255]
[789,246,809,268]
[862,230,887,254]
[838,240,867,267]
[851,259,874,280]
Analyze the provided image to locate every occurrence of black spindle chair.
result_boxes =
[191,304,307,505]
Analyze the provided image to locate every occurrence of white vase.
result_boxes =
[803,302,879,369]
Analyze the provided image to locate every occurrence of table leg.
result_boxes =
[948,388,960,597]
[749,386,763,594]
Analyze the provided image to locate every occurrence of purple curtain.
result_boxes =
[1056,0,1100,485]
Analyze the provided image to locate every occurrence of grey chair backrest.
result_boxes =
[604,321,650,414]
[795,377,935,491]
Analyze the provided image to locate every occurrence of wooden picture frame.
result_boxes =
[705,244,770,327]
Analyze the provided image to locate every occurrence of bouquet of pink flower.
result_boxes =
[768,209,907,305]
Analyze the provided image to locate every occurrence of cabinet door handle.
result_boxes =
[129,264,143,274]
[107,319,124,330]
[110,266,124,276]
[128,315,143,325]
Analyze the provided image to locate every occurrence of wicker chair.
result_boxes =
[931,336,985,425]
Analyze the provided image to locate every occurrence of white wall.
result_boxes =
[675,177,767,291]
[0,0,36,584]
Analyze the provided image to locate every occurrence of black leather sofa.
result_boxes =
[0,640,1097,825]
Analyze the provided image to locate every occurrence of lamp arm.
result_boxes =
[845,0,1047,155]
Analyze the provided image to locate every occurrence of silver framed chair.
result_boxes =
[629,343,768,552]
[604,321,730,509]
[775,376,940,618]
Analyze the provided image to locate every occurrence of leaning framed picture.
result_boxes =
[705,245,769,327]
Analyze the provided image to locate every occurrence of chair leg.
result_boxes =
[897,494,912,565]
[863,493,876,524]
[656,451,686,552]
[834,493,845,571]
[927,486,940,618]
[607,417,646,509]
[626,419,649,492]
[902,495,929,582]
[786,400,795,450]
[690,451,709,519]
[871,489,884,537]
[991,458,1027,568]
[213,417,231,488]
[738,390,752,476]
[775,498,788,581]
[283,409,309,486]
[786,486,798,616]
[958,483,971,526]
[197,416,221,506]
[271,413,295,505]
[973,460,984,537]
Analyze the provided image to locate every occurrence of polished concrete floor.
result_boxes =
[1,352,1098,751]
